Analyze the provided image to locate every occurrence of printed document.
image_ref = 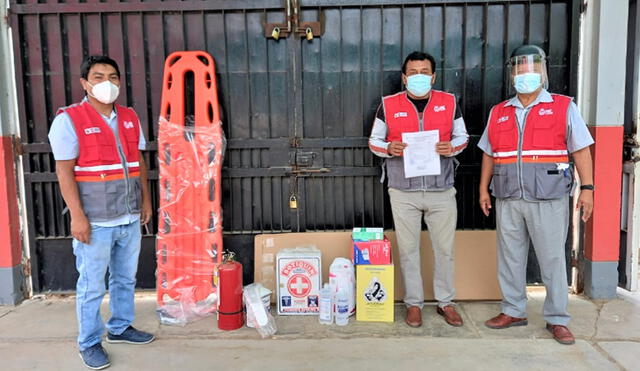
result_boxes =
[401,130,441,177]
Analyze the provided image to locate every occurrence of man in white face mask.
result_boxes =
[48,55,154,369]
[369,51,470,328]
[477,45,594,345]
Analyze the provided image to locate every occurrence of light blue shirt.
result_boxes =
[48,102,147,227]
[477,89,594,156]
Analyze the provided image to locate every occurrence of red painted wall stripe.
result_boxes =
[584,126,623,262]
[0,136,21,268]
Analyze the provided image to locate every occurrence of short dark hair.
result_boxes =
[402,51,436,74]
[80,55,120,79]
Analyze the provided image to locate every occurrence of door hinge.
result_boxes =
[623,135,640,162]
[13,136,23,156]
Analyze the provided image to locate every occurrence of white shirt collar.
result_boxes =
[505,89,553,109]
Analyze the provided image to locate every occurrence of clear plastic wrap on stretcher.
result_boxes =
[244,283,277,338]
[156,116,227,326]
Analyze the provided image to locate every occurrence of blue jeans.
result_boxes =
[73,220,141,351]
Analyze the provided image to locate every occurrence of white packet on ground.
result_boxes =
[244,283,277,338]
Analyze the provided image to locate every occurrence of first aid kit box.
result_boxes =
[276,247,322,315]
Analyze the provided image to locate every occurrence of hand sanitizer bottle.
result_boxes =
[319,283,333,325]
[335,288,349,326]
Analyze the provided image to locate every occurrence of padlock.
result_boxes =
[272,27,281,40]
[289,195,298,209]
[305,27,314,41]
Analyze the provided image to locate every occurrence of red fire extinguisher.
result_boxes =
[217,251,244,330]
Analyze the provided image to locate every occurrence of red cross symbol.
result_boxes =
[287,274,311,298]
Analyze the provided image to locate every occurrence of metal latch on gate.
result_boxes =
[264,0,324,40]
[287,150,330,176]
[295,151,315,167]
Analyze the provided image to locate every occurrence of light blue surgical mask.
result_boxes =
[513,73,542,94]
[406,74,432,97]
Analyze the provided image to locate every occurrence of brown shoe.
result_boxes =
[436,305,463,327]
[546,324,575,345]
[485,313,528,329]
[405,306,422,327]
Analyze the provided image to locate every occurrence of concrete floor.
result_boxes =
[0,289,638,371]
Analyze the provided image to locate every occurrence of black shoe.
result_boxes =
[78,343,110,370]
[106,326,155,345]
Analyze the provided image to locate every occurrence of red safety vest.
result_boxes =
[383,90,456,142]
[381,90,457,191]
[488,94,571,165]
[56,101,142,221]
[487,94,573,201]
[59,101,141,182]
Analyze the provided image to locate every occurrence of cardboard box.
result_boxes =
[276,248,322,315]
[352,237,392,265]
[356,264,394,322]
[254,231,501,302]
[352,227,384,241]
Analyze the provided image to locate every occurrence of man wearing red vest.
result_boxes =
[478,45,594,345]
[369,52,469,328]
[49,56,154,369]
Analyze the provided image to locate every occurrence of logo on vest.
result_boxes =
[123,121,135,129]
[433,105,446,112]
[538,108,554,116]
[393,112,408,119]
[497,116,510,124]
[84,127,101,135]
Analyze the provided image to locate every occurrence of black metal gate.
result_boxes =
[8,0,579,291]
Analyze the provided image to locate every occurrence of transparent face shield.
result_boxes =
[507,54,549,95]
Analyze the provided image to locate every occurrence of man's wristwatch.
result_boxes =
[580,184,595,191]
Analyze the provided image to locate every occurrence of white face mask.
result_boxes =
[513,73,542,94]
[87,80,120,104]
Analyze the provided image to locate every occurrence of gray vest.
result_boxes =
[77,173,141,223]
[386,155,456,191]
[490,162,572,201]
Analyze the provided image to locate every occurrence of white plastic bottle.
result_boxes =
[319,283,333,325]
[329,258,356,316]
[335,288,349,326]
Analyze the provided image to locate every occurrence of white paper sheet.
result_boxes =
[401,130,441,178]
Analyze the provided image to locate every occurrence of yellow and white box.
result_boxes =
[356,264,394,322]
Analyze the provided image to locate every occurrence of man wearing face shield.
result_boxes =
[48,55,155,369]
[369,51,469,328]
[477,45,594,345]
